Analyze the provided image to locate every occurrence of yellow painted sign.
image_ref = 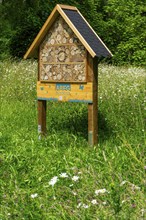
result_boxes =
[37,82,93,103]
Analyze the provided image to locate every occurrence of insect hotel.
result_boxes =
[24,4,112,145]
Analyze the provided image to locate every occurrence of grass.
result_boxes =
[0,59,145,219]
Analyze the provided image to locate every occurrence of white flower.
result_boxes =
[72,176,79,182]
[72,191,77,196]
[31,193,38,199]
[141,208,145,216]
[120,180,127,186]
[131,184,140,190]
[121,200,126,204]
[91,199,98,205]
[95,188,108,195]
[102,201,107,205]
[49,176,58,186]
[82,204,89,209]
[59,173,68,178]
[77,202,82,208]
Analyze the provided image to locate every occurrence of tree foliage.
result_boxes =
[103,0,146,65]
[0,0,145,66]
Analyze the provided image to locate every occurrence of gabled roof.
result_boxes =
[24,4,112,59]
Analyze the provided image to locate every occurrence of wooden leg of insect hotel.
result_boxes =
[88,58,98,146]
[38,100,47,139]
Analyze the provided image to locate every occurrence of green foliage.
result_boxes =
[103,0,146,66]
[0,0,146,65]
[9,10,41,57]
[0,60,145,219]
[0,3,12,59]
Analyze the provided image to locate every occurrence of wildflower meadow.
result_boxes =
[0,60,145,219]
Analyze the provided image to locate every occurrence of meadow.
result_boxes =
[0,60,145,219]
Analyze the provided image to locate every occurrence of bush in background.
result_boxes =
[0,0,145,66]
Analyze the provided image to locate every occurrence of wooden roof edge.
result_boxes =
[24,4,110,59]
[24,5,59,59]
[76,9,113,57]
[24,4,78,59]
[57,5,96,57]
[57,4,77,10]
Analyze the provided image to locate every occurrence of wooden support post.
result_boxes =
[88,56,98,146]
[38,100,47,138]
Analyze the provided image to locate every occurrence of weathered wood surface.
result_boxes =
[88,55,98,145]
[39,16,86,82]
[37,82,93,103]
[38,100,47,137]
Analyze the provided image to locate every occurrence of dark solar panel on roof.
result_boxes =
[63,9,112,58]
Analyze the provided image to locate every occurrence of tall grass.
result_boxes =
[0,59,145,219]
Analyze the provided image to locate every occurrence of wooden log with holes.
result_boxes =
[40,63,86,82]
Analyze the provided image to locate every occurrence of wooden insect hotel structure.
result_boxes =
[24,4,112,145]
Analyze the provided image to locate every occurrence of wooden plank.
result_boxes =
[40,61,85,65]
[58,4,77,10]
[24,4,97,59]
[38,100,47,138]
[88,54,98,145]
[37,82,93,103]
[40,43,83,47]
[40,80,87,83]
[87,52,93,82]
[38,46,41,81]
[37,82,92,92]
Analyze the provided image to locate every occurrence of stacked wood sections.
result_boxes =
[39,16,86,82]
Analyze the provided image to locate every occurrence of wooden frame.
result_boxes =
[39,15,87,83]
[24,4,96,59]
[38,100,47,137]
[87,55,98,145]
